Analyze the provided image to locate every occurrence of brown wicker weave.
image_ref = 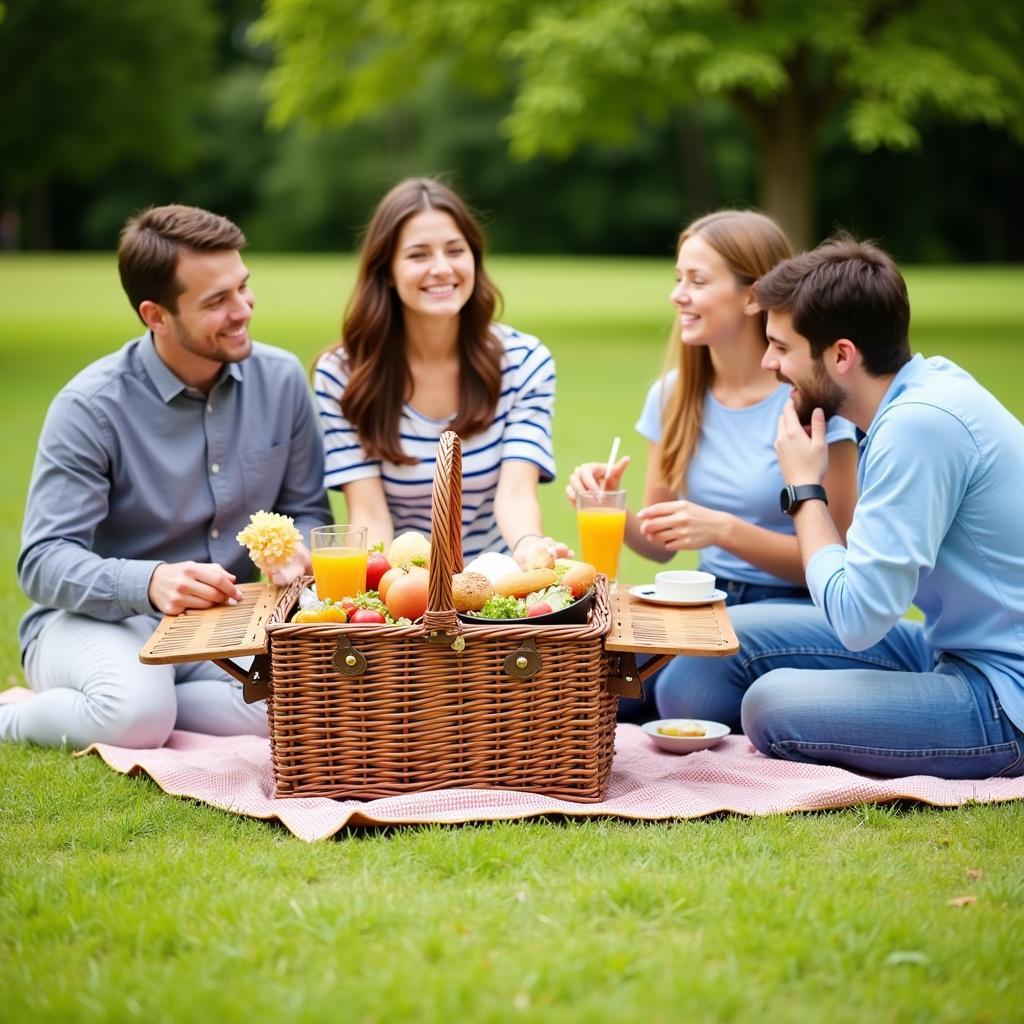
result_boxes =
[263,431,618,802]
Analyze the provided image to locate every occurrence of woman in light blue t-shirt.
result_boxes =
[568,211,859,718]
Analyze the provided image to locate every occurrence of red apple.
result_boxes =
[366,551,391,592]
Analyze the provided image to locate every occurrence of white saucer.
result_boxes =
[628,585,727,607]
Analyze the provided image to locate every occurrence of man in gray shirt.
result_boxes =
[2,205,331,749]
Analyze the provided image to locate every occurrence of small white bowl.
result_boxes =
[654,570,716,601]
[641,719,731,754]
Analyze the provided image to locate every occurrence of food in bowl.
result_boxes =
[459,585,595,626]
[656,721,706,738]
[451,571,493,612]
[494,568,559,598]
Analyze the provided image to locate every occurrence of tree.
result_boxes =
[0,0,218,247]
[254,0,1024,249]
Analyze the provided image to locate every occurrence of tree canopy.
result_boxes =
[255,0,1024,248]
[0,0,217,244]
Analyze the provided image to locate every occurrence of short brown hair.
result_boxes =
[117,204,246,321]
[754,234,911,376]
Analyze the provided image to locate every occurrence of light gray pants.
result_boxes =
[1,611,267,749]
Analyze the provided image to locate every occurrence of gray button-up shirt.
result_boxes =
[17,333,331,655]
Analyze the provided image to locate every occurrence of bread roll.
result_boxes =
[451,572,493,612]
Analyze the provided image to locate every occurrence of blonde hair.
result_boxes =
[659,210,793,492]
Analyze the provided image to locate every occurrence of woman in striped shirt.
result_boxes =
[314,178,564,565]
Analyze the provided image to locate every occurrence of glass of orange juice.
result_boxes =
[310,525,368,602]
[576,490,627,584]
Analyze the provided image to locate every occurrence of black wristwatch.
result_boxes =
[779,484,828,516]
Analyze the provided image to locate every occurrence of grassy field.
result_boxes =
[2,255,1023,1022]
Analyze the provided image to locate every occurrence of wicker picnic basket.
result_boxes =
[261,431,618,802]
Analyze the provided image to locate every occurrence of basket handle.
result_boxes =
[424,431,462,634]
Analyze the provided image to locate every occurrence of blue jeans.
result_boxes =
[656,602,1024,779]
[616,577,811,725]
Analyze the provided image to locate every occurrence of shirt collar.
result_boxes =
[138,332,244,404]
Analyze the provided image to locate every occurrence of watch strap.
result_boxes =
[780,483,828,515]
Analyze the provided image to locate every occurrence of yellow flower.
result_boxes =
[236,510,302,571]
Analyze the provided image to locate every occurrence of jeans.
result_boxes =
[657,601,1024,779]
[0,611,267,749]
[616,576,811,725]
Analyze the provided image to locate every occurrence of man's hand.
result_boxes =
[635,499,725,551]
[776,401,829,485]
[148,561,244,615]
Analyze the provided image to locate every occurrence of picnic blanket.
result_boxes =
[4,687,1023,842]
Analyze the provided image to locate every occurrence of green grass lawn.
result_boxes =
[2,255,1023,1022]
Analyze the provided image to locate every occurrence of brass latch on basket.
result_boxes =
[504,638,542,680]
[333,635,368,677]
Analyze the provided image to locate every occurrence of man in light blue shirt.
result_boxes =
[1,205,330,750]
[670,236,1024,778]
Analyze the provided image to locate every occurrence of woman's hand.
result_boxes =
[259,542,312,586]
[512,535,574,570]
[564,456,631,504]
[635,499,727,551]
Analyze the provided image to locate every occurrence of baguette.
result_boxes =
[494,568,558,598]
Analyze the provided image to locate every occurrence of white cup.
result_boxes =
[654,570,716,601]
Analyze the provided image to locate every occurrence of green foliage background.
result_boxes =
[1,0,1022,258]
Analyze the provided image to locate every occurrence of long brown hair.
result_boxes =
[659,210,793,492]
[327,178,503,465]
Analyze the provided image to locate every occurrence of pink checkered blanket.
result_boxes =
[4,688,1022,842]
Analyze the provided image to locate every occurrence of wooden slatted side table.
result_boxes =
[139,582,281,697]
[603,586,739,697]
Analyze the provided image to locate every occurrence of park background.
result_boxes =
[2,2,1023,1022]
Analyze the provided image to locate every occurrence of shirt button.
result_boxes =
[211,463,221,474]
[206,403,213,414]
[210,528,220,539]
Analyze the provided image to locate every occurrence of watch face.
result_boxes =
[780,486,795,514]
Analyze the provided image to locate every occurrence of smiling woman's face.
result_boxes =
[390,208,475,324]
[668,233,752,349]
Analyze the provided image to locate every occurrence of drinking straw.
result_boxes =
[600,436,621,492]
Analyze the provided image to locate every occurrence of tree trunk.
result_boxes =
[675,109,714,223]
[755,90,816,252]
[732,45,832,253]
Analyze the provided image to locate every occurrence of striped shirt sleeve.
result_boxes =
[313,351,382,489]
[498,327,556,482]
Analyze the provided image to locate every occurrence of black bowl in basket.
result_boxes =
[458,586,596,626]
